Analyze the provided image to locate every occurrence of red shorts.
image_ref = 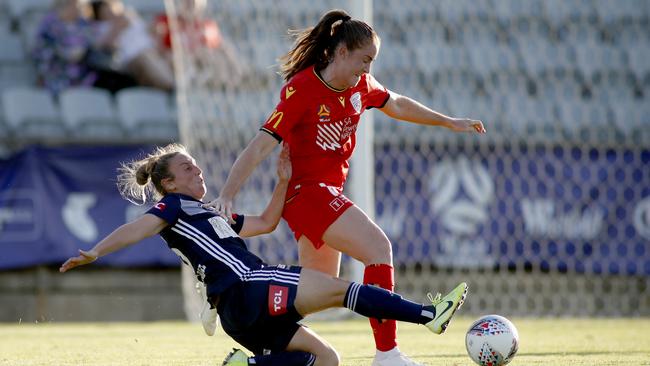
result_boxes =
[282,183,354,249]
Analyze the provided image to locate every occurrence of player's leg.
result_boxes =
[285,326,339,366]
[222,326,339,366]
[321,204,401,361]
[293,267,468,334]
[295,267,424,322]
[322,204,392,265]
[297,235,341,277]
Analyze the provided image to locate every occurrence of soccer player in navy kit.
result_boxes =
[60,143,468,366]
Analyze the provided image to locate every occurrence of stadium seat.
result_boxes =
[2,86,65,139]
[627,46,650,81]
[122,0,165,15]
[575,43,627,81]
[6,0,49,20]
[594,0,649,23]
[610,100,650,142]
[59,87,124,141]
[116,87,178,142]
[0,33,35,92]
[19,11,46,53]
[493,0,544,23]
[468,44,520,78]
[543,0,598,26]
[0,33,24,63]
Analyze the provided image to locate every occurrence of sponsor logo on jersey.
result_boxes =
[285,85,296,99]
[338,96,345,107]
[268,285,289,316]
[266,109,284,129]
[318,104,330,123]
[350,92,362,113]
[154,202,166,211]
[316,121,343,151]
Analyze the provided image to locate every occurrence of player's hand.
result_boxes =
[277,143,292,182]
[203,197,234,224]
[59,249,98,273]
[449,118,486,134]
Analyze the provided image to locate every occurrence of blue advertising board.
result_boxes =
[0,145,179,269]
[374,143,650,275]
[1,143,649,275]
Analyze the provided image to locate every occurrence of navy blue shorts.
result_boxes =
[215,265,303,355]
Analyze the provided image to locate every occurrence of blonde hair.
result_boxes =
[117,143,188,204]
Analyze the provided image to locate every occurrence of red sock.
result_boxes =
[363,263,397,352]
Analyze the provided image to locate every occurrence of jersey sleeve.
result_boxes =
[146,195,181,224]
[230,213,245,234]
[364,73,391,110]
[260,82,307,142]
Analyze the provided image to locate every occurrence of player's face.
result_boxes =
[166,153,206,200]
[339,40,379,88]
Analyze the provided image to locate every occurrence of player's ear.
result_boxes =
[336,43,348,59]
[162,177,175,192]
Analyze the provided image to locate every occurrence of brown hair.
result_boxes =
[117,143,188,204]
[279,9,379,81]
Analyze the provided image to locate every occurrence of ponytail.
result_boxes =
[279,9,378,81]
[117,143,188,204]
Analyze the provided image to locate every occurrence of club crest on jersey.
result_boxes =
[285,85,296,99]
[154,202,166,211]
[317,104,331,123]
[350,92,362,114]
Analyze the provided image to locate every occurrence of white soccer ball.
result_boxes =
[465,315,519,366]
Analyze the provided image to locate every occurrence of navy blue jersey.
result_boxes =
[146,193,264,297]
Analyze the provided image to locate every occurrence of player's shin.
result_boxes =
[363,264,398,351]
[343,283,434,325]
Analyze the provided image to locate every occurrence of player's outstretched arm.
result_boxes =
[205,131,279,222]
[380,92,486,133]
[59,214,167,272]
[238,144,291,237]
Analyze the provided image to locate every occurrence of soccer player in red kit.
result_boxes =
[207,9,485,366]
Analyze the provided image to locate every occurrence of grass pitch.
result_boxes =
[0,317,648,365]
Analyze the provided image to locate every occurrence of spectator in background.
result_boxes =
[90,0,175,92]
[32,0,136,95]
[152,0,245,89]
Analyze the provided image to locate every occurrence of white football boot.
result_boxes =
[371,347,425,366]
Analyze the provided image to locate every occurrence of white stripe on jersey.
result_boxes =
[170,220,250,278]
[178,219,250,272]
[243,268,300,286]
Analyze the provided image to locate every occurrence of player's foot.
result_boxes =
[200,301,218,336]
[371,348,424,366]
[425,282,468,335]
[221,348,248,366]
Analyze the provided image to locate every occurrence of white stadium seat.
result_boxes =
[116,87,177,141]
[6,0,49,19]
[2,86,65,139]
[59,87,124,140]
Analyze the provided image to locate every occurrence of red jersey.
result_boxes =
[261,66,390,190]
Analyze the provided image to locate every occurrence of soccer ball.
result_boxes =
[465,315,519,366]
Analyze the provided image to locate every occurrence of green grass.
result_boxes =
[1,317,649,365]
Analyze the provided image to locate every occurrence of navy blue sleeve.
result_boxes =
[146,195,181,224]
[230,213,245,234]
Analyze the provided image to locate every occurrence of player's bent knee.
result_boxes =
[362,237,393,265]
[314,345,340,366]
